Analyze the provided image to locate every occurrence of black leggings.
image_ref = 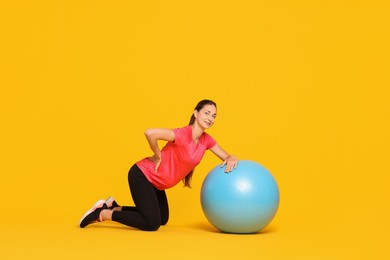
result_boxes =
[112,164,169,231]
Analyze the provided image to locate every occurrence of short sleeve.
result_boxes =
[173,126,190,145]
[204,133,217,149]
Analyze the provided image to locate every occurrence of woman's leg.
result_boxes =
[110,164,162,231]
[155,188,169,225]
[119,188,169,225]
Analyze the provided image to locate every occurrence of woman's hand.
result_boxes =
[144,128,174,172]
[210,144,238,173]
[221,155,238,173]
[149,154,162,172]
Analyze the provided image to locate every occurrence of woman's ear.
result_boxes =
[193,110,198,119]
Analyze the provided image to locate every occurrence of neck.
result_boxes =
[191,123,204,143]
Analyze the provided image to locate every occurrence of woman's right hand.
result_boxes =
[149,154,162,172]
[144,128,174,172]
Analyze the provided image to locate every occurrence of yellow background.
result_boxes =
[1,0,389,259]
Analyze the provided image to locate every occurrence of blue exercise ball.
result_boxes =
[201,160,279,234]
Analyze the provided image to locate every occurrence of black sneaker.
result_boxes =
[105,196,120,210]
[79,200,108,228]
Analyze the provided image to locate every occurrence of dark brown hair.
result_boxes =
[183,99,217,188]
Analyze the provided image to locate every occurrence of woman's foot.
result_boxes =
[105,196,120,210]
[79,200,108,228]
[100,209,113,221]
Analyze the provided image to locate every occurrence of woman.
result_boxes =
[79,99,238,231]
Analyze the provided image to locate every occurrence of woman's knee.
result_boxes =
[144,220,161,231]
[161,214,169,225]
[143,214,161,231]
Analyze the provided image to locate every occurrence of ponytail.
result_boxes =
[182,99,217,188]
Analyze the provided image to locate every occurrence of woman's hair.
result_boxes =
[183,99,217,188]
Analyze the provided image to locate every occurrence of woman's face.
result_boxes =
[194,104,217,129]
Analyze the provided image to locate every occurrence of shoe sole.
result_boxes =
[105,196,114,208]
[79,199,106,225]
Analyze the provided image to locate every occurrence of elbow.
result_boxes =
[144,128,157,139]
[144,128,153,138]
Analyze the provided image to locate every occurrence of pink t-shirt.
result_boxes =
[136,125,217,190]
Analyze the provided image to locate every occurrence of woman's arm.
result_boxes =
[210,144,238,172]
[144,128,175,171]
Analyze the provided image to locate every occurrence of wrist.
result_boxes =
[226,155,237,161]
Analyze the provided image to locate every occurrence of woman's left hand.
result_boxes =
[221,155,238,173]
